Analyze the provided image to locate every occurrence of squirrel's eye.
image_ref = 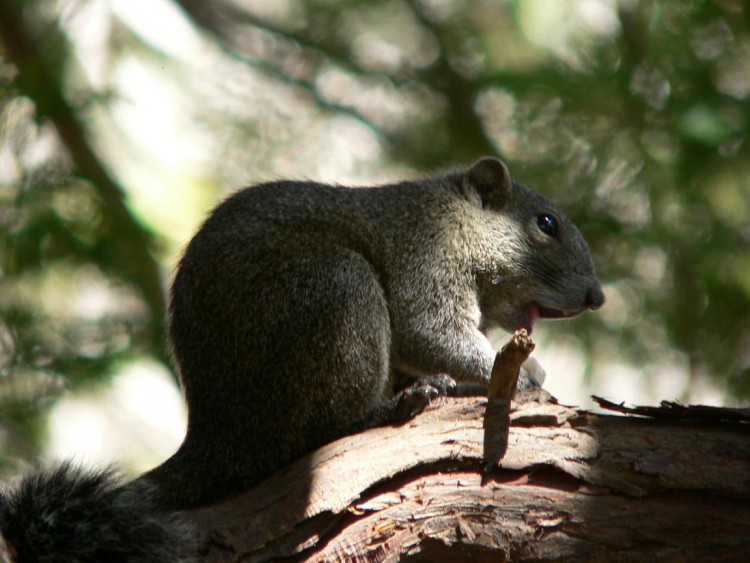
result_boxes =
[536,214,559,238]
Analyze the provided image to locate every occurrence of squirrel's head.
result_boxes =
[465,157,605,334]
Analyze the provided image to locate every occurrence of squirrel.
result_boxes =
[0,157,603,562]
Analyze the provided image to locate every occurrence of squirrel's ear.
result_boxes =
[468,157,513,208]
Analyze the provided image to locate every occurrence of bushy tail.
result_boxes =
[0,462,196,563]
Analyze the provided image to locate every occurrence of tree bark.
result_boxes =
[189,392,750,562]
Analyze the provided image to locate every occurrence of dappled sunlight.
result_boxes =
[0,0,747,478]
[47,360,186,474]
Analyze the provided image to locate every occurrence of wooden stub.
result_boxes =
[483,329,535,467]
[487,328,535,401]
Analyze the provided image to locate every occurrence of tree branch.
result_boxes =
[174,0,499,167]
[173,0,389,139]
[188,393,750,560]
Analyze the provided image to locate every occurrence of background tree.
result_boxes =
[0,0,748,473]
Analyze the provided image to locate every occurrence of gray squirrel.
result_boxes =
[0,157,603,562]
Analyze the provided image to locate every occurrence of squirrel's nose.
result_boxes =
[585,284,605,310]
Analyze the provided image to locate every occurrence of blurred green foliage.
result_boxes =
[0,0,748,469]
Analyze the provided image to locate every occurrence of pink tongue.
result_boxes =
[525,303,540,331]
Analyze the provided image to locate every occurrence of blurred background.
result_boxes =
[0,0,748,477]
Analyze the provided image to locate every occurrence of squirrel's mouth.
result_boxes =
[522,302,581,333]
[537,304,579,319]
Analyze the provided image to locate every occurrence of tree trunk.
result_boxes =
[189,392,750,561]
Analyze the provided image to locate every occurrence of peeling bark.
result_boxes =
[189,393,750,561]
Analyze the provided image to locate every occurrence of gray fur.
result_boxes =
[0,157,604,559]
[142,157,603,509]
[0,462,197,562]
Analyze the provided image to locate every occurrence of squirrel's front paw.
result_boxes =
[517,357,547,390]
[394,374,457,420]
[417,374,457,395]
